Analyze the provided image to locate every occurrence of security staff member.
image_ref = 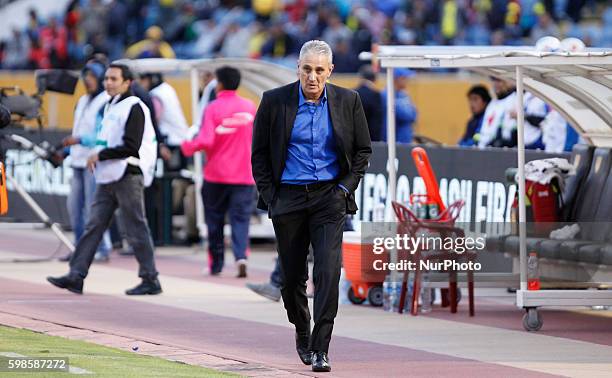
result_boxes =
[48,64,161,295]
[139,73,189,166]
[62,59,113,262]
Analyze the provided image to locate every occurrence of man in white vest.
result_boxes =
[61,59,113,263]
[139,73,188,166]
[48,64,161,295]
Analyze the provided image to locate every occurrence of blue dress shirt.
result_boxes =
[281,86,340,185]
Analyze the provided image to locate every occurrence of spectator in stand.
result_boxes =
[221,21,252,58]
[64,0,83,66]
[355,65,384,142]
[530,11,559,43]
[3,29,30,70]
[381,68,418,144]
[125,26,176,59]
[26,8,41,42]
[253,0,280,22]
[261,19,299,59]
[247,21,268,59]
[28,37,50,69]
[79,0,108,44]
[459,85,491,146]
[105,0,128,61]
[322,13,352,50]
[331,39,358,73]
[1,0,609,73]
[40,18,69,69]
[440,0,461,44]
[349,15,373,64]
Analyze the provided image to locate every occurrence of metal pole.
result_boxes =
[386,67,397,217]
[189,68,206,239]
[385,67,399,284]
[515,66,527,292]
[6,174,74,252]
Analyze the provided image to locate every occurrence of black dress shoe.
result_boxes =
[125,278,162,295]
[47,274,83,294]
[312,351,331,372]
[296,332,312,365]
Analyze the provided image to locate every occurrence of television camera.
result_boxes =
[0,69,78,167]
[0,70,77,254]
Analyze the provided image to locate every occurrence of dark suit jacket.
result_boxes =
[356,83,384,142]
[252,81,372,215]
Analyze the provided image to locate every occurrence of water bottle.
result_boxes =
[421,273,432,313]
[339,268,350,305]
[428,203,439,219]
[392,280,402,312]
[527,252,540,290]
[374,203,385,222]
[383,275,393,312]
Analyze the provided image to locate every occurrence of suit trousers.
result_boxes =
[271,182,346,353]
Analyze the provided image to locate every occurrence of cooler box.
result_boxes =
[342,231,388,306]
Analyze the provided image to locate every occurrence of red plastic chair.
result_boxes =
[391,200,475,316]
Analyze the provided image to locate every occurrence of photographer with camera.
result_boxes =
[61,59,113,262]
[48,63,161,295]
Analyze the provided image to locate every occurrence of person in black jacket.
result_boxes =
[252,40,371,373]
[355,65,383,142]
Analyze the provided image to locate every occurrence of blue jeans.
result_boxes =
[67,168,111,256]
[202,181,254,274]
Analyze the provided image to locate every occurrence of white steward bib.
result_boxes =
[150,82,189,146]
[95,95,157,186]
[71,91,110,168]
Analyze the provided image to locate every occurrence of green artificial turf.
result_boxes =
[0,325,238,377]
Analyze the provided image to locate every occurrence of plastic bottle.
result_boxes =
[338,268,350,305]
[428,203,439,219]
[383,275,393,312]
[392,280,402,312]
[527,252,540,290]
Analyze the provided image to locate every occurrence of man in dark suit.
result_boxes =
[252,40,371,373]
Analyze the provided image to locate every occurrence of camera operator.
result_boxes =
[60,59,113,262]
[48,64,161,295]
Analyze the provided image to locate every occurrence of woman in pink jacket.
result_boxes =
[181,66,256,278]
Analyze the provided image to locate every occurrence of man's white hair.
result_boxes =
[299,40,333,64]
